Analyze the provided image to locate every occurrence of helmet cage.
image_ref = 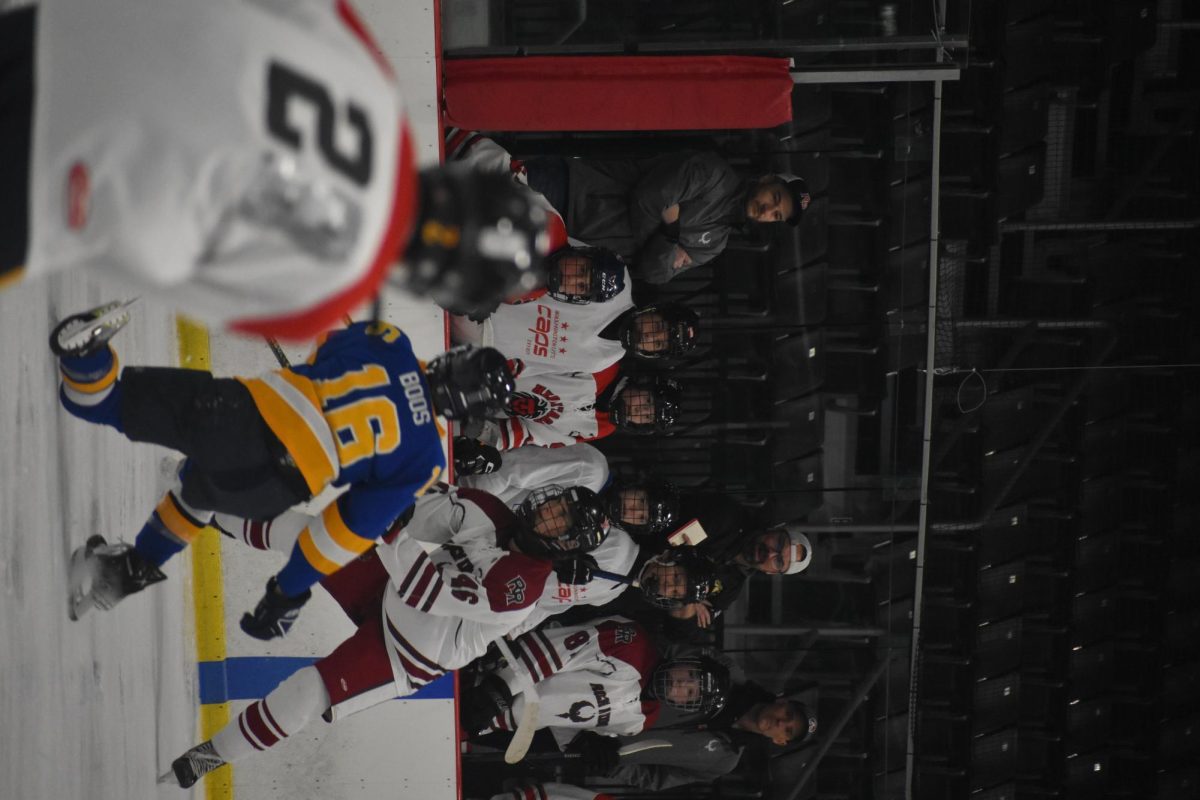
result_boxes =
[545,247,625,304]
[516,485,609,557]
[650,657,729,717]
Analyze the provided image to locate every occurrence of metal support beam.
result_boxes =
[792,65,959,84]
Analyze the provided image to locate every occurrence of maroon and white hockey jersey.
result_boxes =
[490,617,661,743]
[494,364,621,450]
[400,486,637,634]
[372,503,552,703]
[27,0,413,339]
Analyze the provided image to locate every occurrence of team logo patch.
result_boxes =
[557,700,596,724]
[506,384,564,425]
[614,624,638,645]
[504,576,527,605]
[65,162,90,230]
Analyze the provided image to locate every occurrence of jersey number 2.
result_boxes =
[266,61,373,187]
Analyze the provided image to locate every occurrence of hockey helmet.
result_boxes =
[545,247,626,304]
[398,163,549,311]
[609,375,683,434]
[648,655,730,718]
[621,304,699,359]
[637,548,716,609]
[424,345,514,421]
[516,485,609,557]
[603,477,680,537]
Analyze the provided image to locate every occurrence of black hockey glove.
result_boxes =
[454,436,503,476]
[566,731,621,774]
[240,577,311,641]
[459,673,515,734]
[554,554,598,586]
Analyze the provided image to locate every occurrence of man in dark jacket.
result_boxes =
[530,151,809,283]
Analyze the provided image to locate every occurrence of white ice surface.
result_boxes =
[0,276,196,800]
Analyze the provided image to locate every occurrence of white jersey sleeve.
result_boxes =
[458,443,611,506]
[493,618,659,740]
[29,0,414,338]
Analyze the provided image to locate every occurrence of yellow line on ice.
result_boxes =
[176,317,234,800]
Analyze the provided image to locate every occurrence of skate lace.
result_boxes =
[179,741,225,779]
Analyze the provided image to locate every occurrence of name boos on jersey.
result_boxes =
[28,0,414,338]
[238,322,445,583]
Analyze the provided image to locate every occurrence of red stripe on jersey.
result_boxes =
[231,122,418,341]
[535,784,550,800]
[594,362,621,394]
[335,0,396,80]
[386,617,445,676]
[535,630,564,671]
[520,636,554,682]
[395,551,429,597]
[419,578,442,611]
[515,645,540,684]
[405,561,438,608]
[260,700,287,740]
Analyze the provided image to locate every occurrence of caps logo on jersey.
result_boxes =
[65,162,91,231]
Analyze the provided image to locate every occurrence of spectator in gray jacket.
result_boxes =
[524,150,809,283]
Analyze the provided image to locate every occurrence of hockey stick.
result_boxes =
[494,636,540,764]
[463,738,674,763]
[264,316,356,369]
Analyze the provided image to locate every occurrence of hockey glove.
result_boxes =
[454,436,503,476]
[240,577,311,641]
[566,731,621,774]
[554,554,598,586]
[459,673,515,734]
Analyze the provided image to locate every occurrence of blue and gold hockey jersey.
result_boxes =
[239,321,445,593]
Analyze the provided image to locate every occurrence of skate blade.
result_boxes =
[66,543,97,622]
[52,299,137,356]
[156,768,180,786]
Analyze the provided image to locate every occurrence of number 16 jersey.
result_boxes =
[27,0,413,339]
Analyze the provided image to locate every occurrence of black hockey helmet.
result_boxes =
[621,303,700,359]
[609,376,683,434]
[398,163,549,311]
[637,548,717,609]
[648,655,730,718]
[603,476,680,536]
[545,246,626,304]
[424,345,514,421]
[516,485,609,557]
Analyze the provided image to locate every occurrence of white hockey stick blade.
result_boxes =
[494,637,539,764]
[617,738,674,757]
[156,768,179,786]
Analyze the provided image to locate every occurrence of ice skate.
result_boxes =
[158,741,225,788]
[49,299,136,358]
[66,535,165,621]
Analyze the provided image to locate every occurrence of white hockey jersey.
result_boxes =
[495,365,621,450]
[372,499,552,701]
[28,0,412,339]
[401,486,637,634]
[491,617,660,743]
[458,442,611,507]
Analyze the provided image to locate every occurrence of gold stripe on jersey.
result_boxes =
[238,371,338,495]
[414,465,443,498]
[297,527,343,576]
[320,503,376,557]
[154,492,207,544]
[60,352,120,394]
[0,266,26,290]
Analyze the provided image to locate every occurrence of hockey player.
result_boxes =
[0,1,547,338]
[602,477,681,539]
[490,371,683,450]
[483,783,616,800]
[53,304,513,637]
[460,617,730,745]
[164,481,608,787]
